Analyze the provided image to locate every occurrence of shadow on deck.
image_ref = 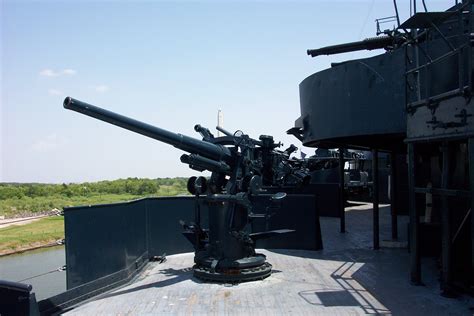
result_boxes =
[66,203,474,315]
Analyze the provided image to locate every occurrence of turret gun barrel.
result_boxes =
[307,35,393,57]
[63,97,232,162]
[180,154,231,174]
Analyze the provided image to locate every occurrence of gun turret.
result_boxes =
[307,35,394,57]
[63,97,232,164]
[64,96,307,283]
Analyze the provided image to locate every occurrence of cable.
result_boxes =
[357,0,376,40]
[16,265,66,283]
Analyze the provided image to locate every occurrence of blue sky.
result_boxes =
[1,0,454,183]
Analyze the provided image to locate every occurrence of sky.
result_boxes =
[1,0,455,183]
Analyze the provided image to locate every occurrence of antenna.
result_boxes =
[217,109,224,137]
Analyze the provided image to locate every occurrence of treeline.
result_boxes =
[0,178,189,217]
[0,178,188,200]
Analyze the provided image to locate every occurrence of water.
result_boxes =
[0,246,66,300]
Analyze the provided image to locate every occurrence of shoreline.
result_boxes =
[0,214,49,229]
[0,241,64,257]
[0,216,65,257]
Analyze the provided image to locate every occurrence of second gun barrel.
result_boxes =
[63,97,232,162]
[307,36,393,57]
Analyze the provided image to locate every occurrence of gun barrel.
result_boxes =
[181,154,231,174]
[63,97,232,162]
[307,36,393,57]
[216,126,233,137]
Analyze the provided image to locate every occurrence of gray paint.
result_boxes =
[64,195,320,290]
[63,204,474,316]
[252,194,322,250]
[296,49,406,149]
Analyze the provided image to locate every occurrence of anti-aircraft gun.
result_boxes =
[63,97,310,282]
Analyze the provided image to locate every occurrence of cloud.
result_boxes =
[94,85,109,93]
[31,134,68,152]
[40,69,60,77]
[39,68,77,77]
[48,89,63,96]
[62,69,77,75]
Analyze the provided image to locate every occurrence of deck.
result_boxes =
[65,203,474,315]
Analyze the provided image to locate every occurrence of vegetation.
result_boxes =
[0,178,189,254]
[0,177,188,218]
[0,216,65,255]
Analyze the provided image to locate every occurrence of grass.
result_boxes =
[0,183,189,255]
[0,185,188,218]
[0,216,64,255]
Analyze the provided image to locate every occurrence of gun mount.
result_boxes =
[64,97,310,282]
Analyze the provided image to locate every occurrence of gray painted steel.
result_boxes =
[64,199,148,289]
[63,194,320,294]
[63,204,474,315]
[145,197,209,257]
[252,194,322,250]
[406,36,474,141]
[295,49,406,150]
[64,197,202,289]
[404,11,473,142]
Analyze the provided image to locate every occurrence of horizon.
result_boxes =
[1,0,454,183]
[1,175,189,186]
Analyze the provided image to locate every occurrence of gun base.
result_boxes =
[193,259,272,283]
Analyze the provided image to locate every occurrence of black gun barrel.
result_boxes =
[307,36,393,57]
[63,97,232,162]
[181,154,231,174]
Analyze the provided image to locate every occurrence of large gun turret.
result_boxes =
[64,97,310,283]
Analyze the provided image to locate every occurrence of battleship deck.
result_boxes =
[65,203,474,315]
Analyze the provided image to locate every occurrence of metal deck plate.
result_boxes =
[66,203,474,315]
